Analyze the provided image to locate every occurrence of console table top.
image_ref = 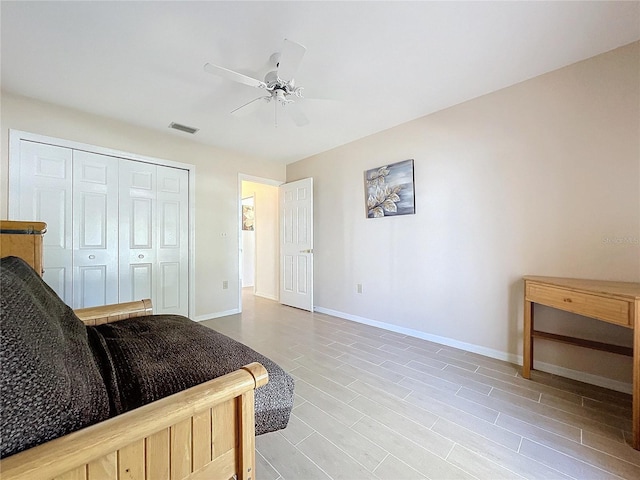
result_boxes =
[524,275,640,300]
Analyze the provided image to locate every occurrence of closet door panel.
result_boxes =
[155,166,189,315]
[37,187,71,299]
[72,151,119,308]
[159,261,181,311]
[119,160,157,303]
[14,141,73,303]
[43,267,67,301]
[130,263,153,300]
[77,265,109,307]
[131,198,153,248]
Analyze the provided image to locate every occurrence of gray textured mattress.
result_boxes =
[89,314,295,435]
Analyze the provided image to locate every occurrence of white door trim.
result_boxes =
[8,129,196,317]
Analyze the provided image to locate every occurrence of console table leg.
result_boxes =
[523,299,533,379]
[633,301,640,449]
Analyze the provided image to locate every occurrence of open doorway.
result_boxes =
[241,195,256,291]
[239,176,281,312]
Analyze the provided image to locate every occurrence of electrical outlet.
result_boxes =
[356,283,363,294]
[222,280,228,290]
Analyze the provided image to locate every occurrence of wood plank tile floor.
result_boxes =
[202,291,640,480]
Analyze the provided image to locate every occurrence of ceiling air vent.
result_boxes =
[169,122,199,135]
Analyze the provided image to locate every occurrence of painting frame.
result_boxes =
[364,159,415,218]
[242,204,255,231]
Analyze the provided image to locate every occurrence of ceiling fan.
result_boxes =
[204,39,309,127]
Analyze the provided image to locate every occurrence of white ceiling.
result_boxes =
[2,1,639,165]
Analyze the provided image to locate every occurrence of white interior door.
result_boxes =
[12,141,73,303]
[279,177,314,311]
[72,151,119,308]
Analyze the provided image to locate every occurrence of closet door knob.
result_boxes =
[138,254,145,259]
[88,255,95,259]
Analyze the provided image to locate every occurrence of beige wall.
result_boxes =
[241,181,280,300]
[0,91,286,318]
[287,42,640,391]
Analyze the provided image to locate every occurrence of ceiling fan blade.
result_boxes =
[285,102,309,127]
[204,63,266,89]
[277,39,306,82]
[231,96,270,116]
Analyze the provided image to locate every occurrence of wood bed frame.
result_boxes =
[1,221,268,480]
[0,220,46,276]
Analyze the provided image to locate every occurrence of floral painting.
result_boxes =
[242,205,255,230]
[365,159,415,218]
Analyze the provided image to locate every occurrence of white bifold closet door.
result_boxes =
[12,140,189,315]
[73,150,119,308]
[118,160,189,315]
[16,141,74,303]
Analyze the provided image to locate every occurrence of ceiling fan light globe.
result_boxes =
[265,70,278,84]
[269,52,281,67]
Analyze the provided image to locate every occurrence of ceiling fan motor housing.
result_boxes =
[264,70,304,104]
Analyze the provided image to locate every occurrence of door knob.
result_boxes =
[88,255,95,259]
[138,254,144,259]
[300,249,313,254]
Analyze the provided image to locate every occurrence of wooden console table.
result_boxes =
[523,275,640,449]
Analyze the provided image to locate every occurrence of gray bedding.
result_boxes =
[90,314,294,435]
[0,256,110,458]
[0,256,294,458]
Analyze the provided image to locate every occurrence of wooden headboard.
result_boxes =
[0,220,47,276]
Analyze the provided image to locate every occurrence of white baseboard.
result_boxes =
[530,360,632,394]
[193,308,240,322]
[314,306,516,361]
[313,306,632,394]
[254,292,278,301]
